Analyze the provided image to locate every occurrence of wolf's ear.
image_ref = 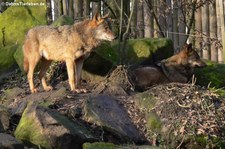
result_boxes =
[92,12,104,25]
[93,12,101,21]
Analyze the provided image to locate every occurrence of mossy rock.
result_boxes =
[0,0,47,47]
[51,15,74,26]
[0,44,18,74]
[94,38,174,65]
[15,102,95,149]
[0,0,47,74]
[194,61,225,88]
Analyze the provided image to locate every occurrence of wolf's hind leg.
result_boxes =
[39,58,53,91]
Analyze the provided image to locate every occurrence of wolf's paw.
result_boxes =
[31,88,38,93]
[44,86,53,91]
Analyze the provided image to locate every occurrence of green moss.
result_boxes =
[83,142,117,149]
[146,112,162,132]
[94,38,173,65]
[0,0,47,74]
[0,0,47,47]
[0,44,18,73]
[51,15,74,26]
[14,102,50,148]
[195,61,225,88]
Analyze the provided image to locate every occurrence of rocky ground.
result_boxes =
[0,66,225,149]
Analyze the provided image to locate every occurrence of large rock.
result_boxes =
[0,133,24,149]
[14,102,96,149]
[83,94,144,143]
[0,0,47,74]
[8,87,68,116]
[0,105,10,132]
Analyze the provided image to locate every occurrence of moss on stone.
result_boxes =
[0,44,18,73]
[14,102,50,148]
[94,38,173,65]
[83,142,117,149]
[51,15,74,26]
[194,61,225,88]
[0,0,47,74]
[0,0,47,47]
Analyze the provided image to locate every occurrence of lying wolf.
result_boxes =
[131,43,206,91]
[23,13,115,93]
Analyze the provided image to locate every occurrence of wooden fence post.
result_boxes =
[218,0,225,63]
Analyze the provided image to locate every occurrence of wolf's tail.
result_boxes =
[23,46,29,73]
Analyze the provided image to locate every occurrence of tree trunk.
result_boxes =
[92,1,101,16]
[68,0,74,19]
[131,0,137,38]
[216,0,223,63]
[173,0,179,52]
[54,0,63,20]
[74,0,82,20]
[46,0,53,24]
[166,0,173,40]
[195,0,203,57]
[137,0,144,38]
[201,1,210,59]
[144,1,151,38]
[209,1,218,62]
[62,0,68,16]
[83,0,90,18]
[158,0,166,38]
[218,0,225,63]
[178,1,186,47]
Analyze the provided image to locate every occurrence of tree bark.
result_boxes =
[173,0,179,51]
[209,1,218,62]
[68,0,74,19]
[74,0,82,20]
[62,0,68,15]
[137,0,144,38]
[195,0,203,57]
[201,1,210,59]
[83,0,90,18]
[218,0,225,63]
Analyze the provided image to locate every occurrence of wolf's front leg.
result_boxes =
[66,59,76,91]
[74,57,87,93]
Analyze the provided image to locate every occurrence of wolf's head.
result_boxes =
[165,43,207,68]
[182,43,207,68]
[89,12,116,41]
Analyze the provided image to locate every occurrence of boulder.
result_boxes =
[0,0,47,74]
[83,94,144,143]
[9,87,68,116]
[14,102,96,149]
[0,105,9,132]
[0,44,18,74]
[0,133,24,149]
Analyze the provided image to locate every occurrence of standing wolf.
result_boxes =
[23,13,115,93]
